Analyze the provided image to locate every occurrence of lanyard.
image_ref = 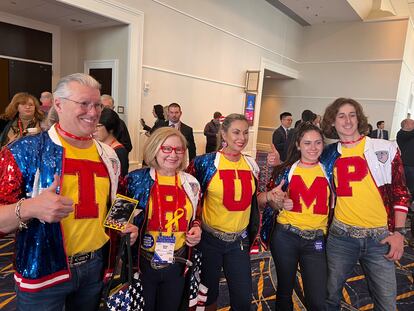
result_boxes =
[154,171,181,235]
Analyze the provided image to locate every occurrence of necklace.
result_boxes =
[219,149,241,157]
[300,160,319,166]
[56,123,92,141]
[340,135,364,145]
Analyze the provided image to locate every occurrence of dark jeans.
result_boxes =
[404,165,414,202]
[270,225,327,311]
[139,256,185,311]
[199,231,252,311]
[16,249,104,311]
[326,223,395,311]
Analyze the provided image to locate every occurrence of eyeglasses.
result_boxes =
[160,145,186,154]
[61,97,104,112]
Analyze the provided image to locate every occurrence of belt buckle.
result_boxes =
[68,252,93,267]
[301,230,315,240]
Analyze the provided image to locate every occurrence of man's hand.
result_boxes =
[186,225,202,247]
[24,175,74,223]
[381,232,405,261]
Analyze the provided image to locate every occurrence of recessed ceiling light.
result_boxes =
[265,75,272,78]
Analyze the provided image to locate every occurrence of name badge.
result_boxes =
[153,235,176,264]
[314,240,324,251]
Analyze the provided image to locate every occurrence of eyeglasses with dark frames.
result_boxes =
[61,97,104,112]
[160,145,186,154]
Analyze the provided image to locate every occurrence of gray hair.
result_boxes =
[101,94,114,104]
[53,73,101,99]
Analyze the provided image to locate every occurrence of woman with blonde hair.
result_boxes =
[126,127,201,311]
[0,92,44,147]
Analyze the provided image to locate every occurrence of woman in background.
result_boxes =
[0,92,44,147]
[187,113,260,311]
[140,104,166,135]
[126,127,201,311]
[94,108,129,176]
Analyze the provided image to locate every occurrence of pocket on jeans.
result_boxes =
[328,225,347,238]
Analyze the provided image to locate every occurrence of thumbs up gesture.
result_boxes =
[266,180,286,210]
[267,144,281,167]
[29,175,74,223]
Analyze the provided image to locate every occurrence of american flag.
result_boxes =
[106,272,145,311]
[188,249,208,310]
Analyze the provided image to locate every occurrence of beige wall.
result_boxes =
[121,0,303,158]
[258,18,408,148]
[393,21,414,137]
[79,26,129,119]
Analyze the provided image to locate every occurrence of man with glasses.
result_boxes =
[272,112,293,162]
[0,73,138,310]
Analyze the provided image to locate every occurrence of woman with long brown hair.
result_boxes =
[0,92,44,147]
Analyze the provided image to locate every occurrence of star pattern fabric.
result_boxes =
[106,272,144,311]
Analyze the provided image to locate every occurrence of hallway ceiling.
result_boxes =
[266,0,414,26]
[0,0,126,31]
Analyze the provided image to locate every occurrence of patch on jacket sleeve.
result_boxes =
[375,150,389,164]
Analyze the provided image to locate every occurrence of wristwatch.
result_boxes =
[394,227,408,236]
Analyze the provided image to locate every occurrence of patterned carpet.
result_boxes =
[1,152,413,310]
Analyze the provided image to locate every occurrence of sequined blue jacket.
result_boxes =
[187,152,261,248]
[0,125,120,292]
[125,167,200,264]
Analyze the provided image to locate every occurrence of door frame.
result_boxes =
[84,59,119,107]
[60,0,144,169]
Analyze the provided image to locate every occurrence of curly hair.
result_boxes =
[1,92,44,121]
[321,98,369,139]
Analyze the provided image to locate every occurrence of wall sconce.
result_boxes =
[245,70,260,93]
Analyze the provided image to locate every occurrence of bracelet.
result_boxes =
[15,198,28,230]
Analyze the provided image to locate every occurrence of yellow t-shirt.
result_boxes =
[59,137,110,256]
[334,138,387,228]
[278,165,330,232]
[141,174,192,252]
[202,155,255,233]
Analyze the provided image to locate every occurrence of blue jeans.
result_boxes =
[16,250,104,311]
[199,231,252,311]
[139,256,185,311]
[270,225,327,311]
[326,224,396,311]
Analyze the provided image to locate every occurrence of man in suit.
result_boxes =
[272,112,293,162]
[370,120,389,140]
[101,94,133,153]
[163,102,196,161]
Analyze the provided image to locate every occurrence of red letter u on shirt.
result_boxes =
[219,170,252,211]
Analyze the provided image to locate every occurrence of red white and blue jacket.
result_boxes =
[186,151,261,248]
[0,125,120,292]
[320,136,410,230]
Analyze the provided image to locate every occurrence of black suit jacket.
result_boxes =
[370,129,389,140]
[272,126,290,161]
[116,119,133,153]
[160,121,196,161]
